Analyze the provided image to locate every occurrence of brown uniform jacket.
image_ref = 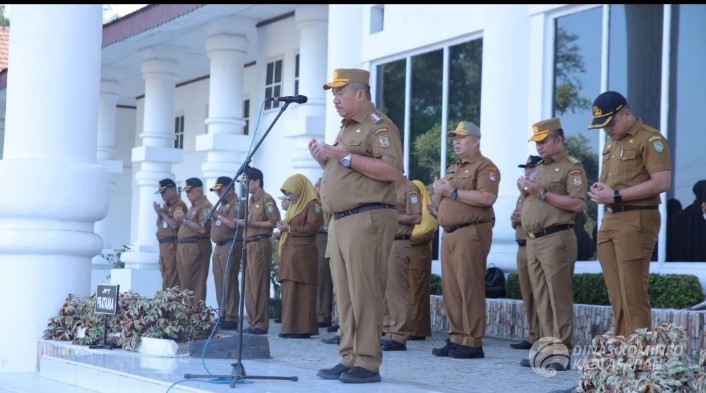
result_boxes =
[278,200,324,284]
[521,150,586,233]
[601,118,671,207]
[246,188,280,237]
[437,155,500,227]
[177,195,213,239]
[211,195,245,242]
[320,102,403,213]
[156,198,187,240]
[395,177,422,236]
[513,194,528,241]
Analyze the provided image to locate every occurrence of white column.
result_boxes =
[281,5,329,184]
[92,71,126,287]
[197,16,257,197]
[118,46,183,293]
[0,5,105,373]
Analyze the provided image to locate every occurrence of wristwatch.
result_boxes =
[341,153,352,168]
[450,188,458,200]
[613,190,622,204]
[182,219,188,225]
[538,189,548,201]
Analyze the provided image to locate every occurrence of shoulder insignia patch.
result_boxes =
[648,135,661,141]
[374,127,388,135]
[488,166,498,182]
[568,156,580,164]
[266,205,274,214]
[369,112,383,124]
[315,204,321,214]
[570,169,583,186]
[652,139,664,153]
[377,133,391,149]
[569,169,583,176]
[409,191,419,205]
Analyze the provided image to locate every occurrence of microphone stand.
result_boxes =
[184,101,298,387]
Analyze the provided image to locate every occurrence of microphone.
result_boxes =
[266,95,308,104]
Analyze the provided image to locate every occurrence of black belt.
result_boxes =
[178,236,200,244]
[394,234,411,241]
[215,238,234,247]
[443,220,490,233]
[516,239,526,247]
[333,203,395,220]
[246,234,271,243]
[527,224,573,240]
[158,236,177,244]
[605,205,658,214]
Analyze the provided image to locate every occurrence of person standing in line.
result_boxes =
[238,167,280,335]
[508,155,541,350]
[310,68,402,384]
[153,178,188,290]
[428,120,500,360]
[586,91,671,337]
[380,175,421,351]
[407,179,438,341]
[276,174,324,339]
[519,118,586,372]
[174,177,213,307]
[209,176,245,331]
[272,194,290,324]
[314,177,335,329]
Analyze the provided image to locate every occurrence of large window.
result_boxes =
[375,38,483,260]
[264,59,283,111]
[174,114,184,149]
[553,4,706,262]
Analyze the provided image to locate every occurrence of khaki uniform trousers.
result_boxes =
[408,241,432,337]
[328,208,397,373]
[212,241,243,321]
[597,210,659,337]
[383,239,411,343]
[516,242,539,343]
[440,222,492,347]
[176,239,212,307]
[316,232,333,324]
[244,237,271,332]
[159,240,178,289]
[526,228,576,350]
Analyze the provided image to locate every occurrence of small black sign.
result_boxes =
[95,284,119,315]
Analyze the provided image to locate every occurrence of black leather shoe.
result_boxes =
[326,325,339,333]
[432,339,458,357]
[381,339,406,351]
[317,321,332,328]
[219,320,238,330]
[547,361,570,371]
[379,338,389,347]
[408,335,426,341]
[274,318,282,323]
[520,358,531,367]
[316,363,351,380]
[510,340,532,350]
[321,335,340,344]
[449,344,484,359]
[339,366,381,383]
[278,332,288,338]
[247,327,267,335]
[288,333,311,339]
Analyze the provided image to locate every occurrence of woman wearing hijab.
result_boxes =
[408,179,439,340]
[276,174,324,338]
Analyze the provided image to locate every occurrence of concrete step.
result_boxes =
[0,372,97,393]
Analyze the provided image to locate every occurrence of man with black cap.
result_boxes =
[310,68,403,384]
[174,177,213,307]
[237,166,280,335]
[519,118,586,371]
[428,120,500,361]
[153,178,188,290]
[508,155,541,350]
[209,176,245,331]
[586,91,671,337]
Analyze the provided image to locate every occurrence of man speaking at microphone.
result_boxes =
[310,68,403,384]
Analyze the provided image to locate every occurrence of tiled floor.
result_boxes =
[0,321,581,393]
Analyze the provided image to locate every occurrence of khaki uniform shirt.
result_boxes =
[437,155,500,227]
[246,188,280,237]
[211,195,245,242]
[395,177,422,236]
[513,195,528,241]
[177,195,213,239]
[601,118,671,207]
[320,102,403,213]
[521,150,586,233]
[156,198,187,239]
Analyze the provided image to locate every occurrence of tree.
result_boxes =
[554,26,590,114]
[0,5,10,27]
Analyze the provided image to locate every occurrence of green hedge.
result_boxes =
[506,272,704,309]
